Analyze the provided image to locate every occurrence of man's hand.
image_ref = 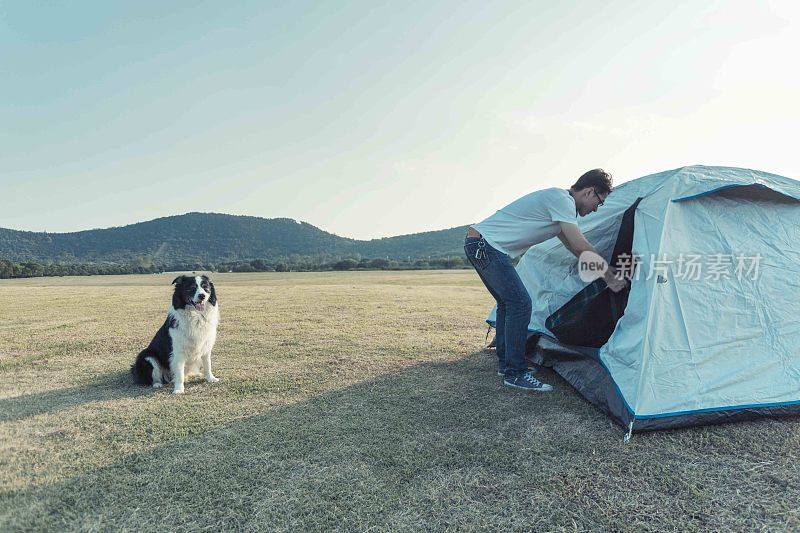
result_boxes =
[603,267,627,293]
[559,222,629,292]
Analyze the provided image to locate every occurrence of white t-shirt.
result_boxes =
[473,188,578,258]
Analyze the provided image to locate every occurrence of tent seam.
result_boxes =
[630,169,682,418]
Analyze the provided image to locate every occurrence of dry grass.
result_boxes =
[1,271,798,532]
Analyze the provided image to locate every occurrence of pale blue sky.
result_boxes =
[2,1,798,238]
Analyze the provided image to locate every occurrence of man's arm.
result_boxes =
[559,221,604,257]
[559,222,626,292]
[556,232,575,255]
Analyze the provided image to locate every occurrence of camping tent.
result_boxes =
[486,165,800,432]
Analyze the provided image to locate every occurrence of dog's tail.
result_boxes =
[130,349,155,385]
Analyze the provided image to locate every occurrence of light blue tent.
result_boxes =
[487,165,800,431]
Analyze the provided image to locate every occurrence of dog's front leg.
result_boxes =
[202,350,219,383]
[171,358,186,394]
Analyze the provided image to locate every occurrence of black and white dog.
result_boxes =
[131,275,220,394]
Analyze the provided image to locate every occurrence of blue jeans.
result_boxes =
[465,236,532,378]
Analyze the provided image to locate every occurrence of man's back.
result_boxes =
[473,187,578,258]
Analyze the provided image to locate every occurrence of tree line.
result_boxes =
[0,255,471,279]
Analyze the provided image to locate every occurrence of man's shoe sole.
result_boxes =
[503,380,553,392]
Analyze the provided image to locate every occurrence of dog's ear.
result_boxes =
[205,275,217,306]
[172,275,184,285]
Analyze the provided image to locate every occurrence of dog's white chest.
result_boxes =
[169,306,219,358]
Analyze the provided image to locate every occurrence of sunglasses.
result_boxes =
[592,188,605,207]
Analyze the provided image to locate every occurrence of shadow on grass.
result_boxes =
[0,372,143,423]
[2,354,798,532]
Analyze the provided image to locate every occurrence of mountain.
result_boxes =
[0,212,469,264]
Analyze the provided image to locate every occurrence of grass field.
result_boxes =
[1,271,799,531]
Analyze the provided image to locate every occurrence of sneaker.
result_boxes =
[504,371,553,392]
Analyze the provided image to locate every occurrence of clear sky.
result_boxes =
[2,1,798,239]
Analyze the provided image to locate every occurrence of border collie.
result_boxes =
[131,275,220,394]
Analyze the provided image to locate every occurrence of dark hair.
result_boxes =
[572,168,613,195]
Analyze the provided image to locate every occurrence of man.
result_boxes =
[465,169,626,392]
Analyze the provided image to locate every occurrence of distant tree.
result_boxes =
[250,259,269,271]
[19,261,44,277]
[0,259,14,278]
[332,259,359,271]
[369,258,390,269]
